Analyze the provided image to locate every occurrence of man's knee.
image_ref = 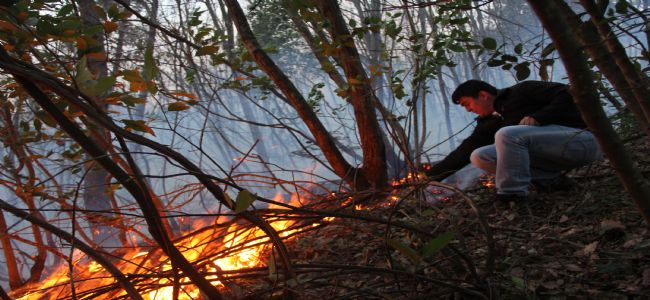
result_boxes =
[470,147,493,169]
[495,125,529,145]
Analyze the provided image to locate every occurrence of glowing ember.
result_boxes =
[479,174,496,189]
[391,171,427,186]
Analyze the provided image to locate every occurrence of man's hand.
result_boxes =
[519,116,540,126]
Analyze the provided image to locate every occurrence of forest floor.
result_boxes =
[284,135,650,299]
[459,133,650,299]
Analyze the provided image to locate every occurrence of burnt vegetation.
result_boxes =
[0,0,648,299]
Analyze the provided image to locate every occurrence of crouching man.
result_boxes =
[426,80,602,202]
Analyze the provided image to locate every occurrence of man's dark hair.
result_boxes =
[451,80,498,104]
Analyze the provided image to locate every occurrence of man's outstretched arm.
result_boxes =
[425,115,502,181]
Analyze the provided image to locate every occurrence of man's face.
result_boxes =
[458,91,494,117]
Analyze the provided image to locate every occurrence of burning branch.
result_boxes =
[0,197,142,300]
[0,44,295,295]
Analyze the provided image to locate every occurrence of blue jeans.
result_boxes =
[470,125,602,195]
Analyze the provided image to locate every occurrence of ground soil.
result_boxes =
[286,135,650,299]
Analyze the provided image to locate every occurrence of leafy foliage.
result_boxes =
[248,0,301,51]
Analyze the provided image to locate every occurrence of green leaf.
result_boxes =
[93,4,108,21]
[235,189,255,213]
[487,59,504,67]
[83,24,104,36]
[511,276,526,289]
[448,44,465,53]
[120,95,146,107]
[449,17,468,25]
[33,118,42,131]
[196,45,219,56]
[615,0,629,14]
[168,101,189,111]
[482,37,497,50]
[384,20,401,38]
[122,119,155,136]
[91,75,116,96]
[387,239,421,263]
[541,43,555,57]
[118,11,132,20]
[121,69,144,82]
[501,54,518,62]
[75,56,94,84]
[36,18,54,36]
[538,59,554,81]
[58,4,73,16]
[514,43,523,55]
[143,46,158,81]
[514,62,531,81]
[422,231,454,258]
[75,56,110,96]
[107,4,120,20]
[147,80,158,94]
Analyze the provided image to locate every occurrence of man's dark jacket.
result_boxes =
[425,80,587,181]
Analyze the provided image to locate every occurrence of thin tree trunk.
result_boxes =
[223,0,370,190]
[529,0,650,224]
[316,0,388,189]
[0,212,21,289]
[78,0,127,249]
[286,2,404,177]
[554,0,650,135]
[437,68,456,149]
[581,0,650,129]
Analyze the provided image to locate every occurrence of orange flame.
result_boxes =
[14,191,307,300]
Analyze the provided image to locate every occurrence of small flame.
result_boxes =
[479,174,496,189]
[392,172,426,186]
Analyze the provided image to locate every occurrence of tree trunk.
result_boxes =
[581,0,650,131]
[528,0,650,224]
[437,68,456,149]
[287,2,404,178]
[223,0,371,190]
[553,0,649,136]
[316,0,388,190]
[78,0,128,249]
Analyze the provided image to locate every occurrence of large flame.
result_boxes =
[14,192,306,300]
